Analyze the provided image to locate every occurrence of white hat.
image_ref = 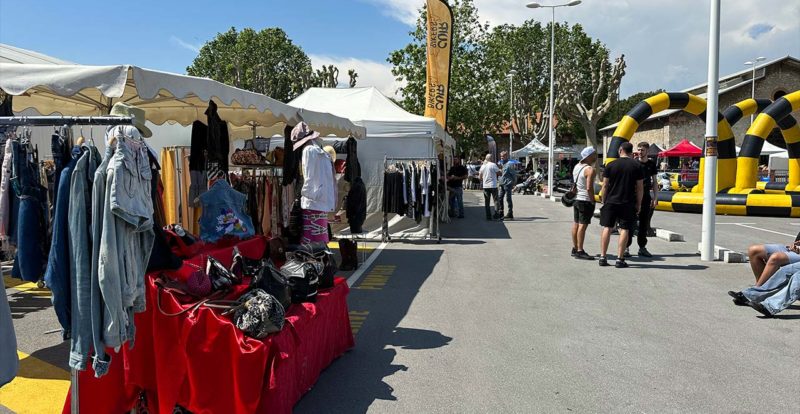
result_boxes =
[580,146,596,161]
[109,102,152,138]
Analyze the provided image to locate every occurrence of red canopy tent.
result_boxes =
[659,139,702,157]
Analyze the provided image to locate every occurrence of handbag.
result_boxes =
[185,263,212,297]
[231,139,267,165]
[280,258,320,304]
[206,256,242,291]
[230,245,262,279]
[229,289,286,338]
[288,243,336,289]
[286,196,303,245]
[250,260,292,309]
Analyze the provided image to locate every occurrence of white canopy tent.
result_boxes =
[735,141,786,156]
[0,63,365,140]
[769,151,789,171]
[288,87,454,239]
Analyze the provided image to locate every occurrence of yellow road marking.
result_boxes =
[3,276,50,297]
[0,351,70,414]
[327,241,376,251]
[349,310,369,335]
[354,265,395,290]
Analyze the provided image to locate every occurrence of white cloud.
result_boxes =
[369,0,800,97]
[170,36,200,53]
[308,54,403,98]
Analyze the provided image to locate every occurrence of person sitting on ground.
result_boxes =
[571,147,597,260]
[728,260,800,318]
[745,230,800,287]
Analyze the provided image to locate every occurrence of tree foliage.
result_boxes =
[187,27,357,103]
[388,0,505,154]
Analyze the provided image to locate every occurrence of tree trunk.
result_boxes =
[582,121,599,149]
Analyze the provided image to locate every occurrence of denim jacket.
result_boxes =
[89,146,114,376]
[44,155,78,339]
[67,146,101,370]
[199,180,254,243]
[97,128,155,354]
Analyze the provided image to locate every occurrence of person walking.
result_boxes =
[572,147,597,260]
[626,142,658,257]
[598,142,643,268]
[479,154,501,221]
[446,158,468,218]
[497,151,517,220]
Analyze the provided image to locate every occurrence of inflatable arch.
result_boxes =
[731,90,800,193]
[605,92,736,192]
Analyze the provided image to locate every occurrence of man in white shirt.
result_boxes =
[479,153,501,220]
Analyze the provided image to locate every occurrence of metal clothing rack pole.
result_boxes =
[0,115,134,414]
[382,155,442,244]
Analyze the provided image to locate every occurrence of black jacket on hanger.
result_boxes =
[281,125,301,187]
[346,177,367,234]
[333,137,361,183]
[205,100,229,172]
[189,120,207,171]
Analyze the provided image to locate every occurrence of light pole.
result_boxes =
[527,0,581,197]
[744,56,766,125]
[700,0,721,262]
[508,69,517,156]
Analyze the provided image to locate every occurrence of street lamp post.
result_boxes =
[744,56,766,125]
[527,0,581,197]
[700,0,721,262]
[508,69,517,156]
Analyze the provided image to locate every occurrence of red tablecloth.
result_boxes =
[63,236,354,414]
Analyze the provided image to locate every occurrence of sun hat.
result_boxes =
[291,122,320,151]
[579,146,596,162]
[109,102,152,138]
[323,145,336,163]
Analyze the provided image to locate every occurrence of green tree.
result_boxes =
[188,27,357,102]
[388,0,505,154]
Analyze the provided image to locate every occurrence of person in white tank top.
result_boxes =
[571,147,597,260]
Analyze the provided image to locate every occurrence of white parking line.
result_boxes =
[734,223,795,238]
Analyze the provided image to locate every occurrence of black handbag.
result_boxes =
[287,243,335,289]
[206,256,241,291]
[230,289,285,338]
[250,260,292,309]
[230,245,262,279]
[280,258,320,304]
[286,197,303,245]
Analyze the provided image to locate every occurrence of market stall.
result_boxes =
[288,87,454,240]
[0,62,363,413]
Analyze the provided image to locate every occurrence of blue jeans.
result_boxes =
[742,262,800,315]
[449,186,464,217]
[497,184,513,216]
[10,140,47,282]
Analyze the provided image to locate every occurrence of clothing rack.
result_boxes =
[381,155,442,243]
[0,115,134,414]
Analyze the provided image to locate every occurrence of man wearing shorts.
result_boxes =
[598,142,643,268]
[746,232,800,286]
[572,147,597,260]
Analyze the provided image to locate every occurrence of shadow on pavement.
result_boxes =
[294,248,449,413]
[627,263,709,271]
[7,291,53,320]
[29,339,69,371]
[441,206,510,240]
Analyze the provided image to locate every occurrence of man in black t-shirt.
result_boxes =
[598,142,643,268]
[626,142,659,257]
[447,158,469,218]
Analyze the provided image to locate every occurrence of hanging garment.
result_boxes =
[51,132,70,204]
[160,148,178,225]
[179,148,192,231]
[301,209,329,244]
[0,274,18,387]
[89,146,114,376]
[199,180,255,243]
[422,166,430,217]
[67,145,102,370]
[346,177,367,234]
[97,127,155,352]
[205,101,230,173]
[0,140,12,240]
[262,178,272,236]
[281,125,298,187]
[189,121,207,171]
[146,148,182,272]
[10,140,48,282]
[300,144,335,213]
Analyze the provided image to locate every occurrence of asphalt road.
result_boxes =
[296,190,799,413]
[3,191,799,413]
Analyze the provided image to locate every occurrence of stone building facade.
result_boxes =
[600,56,800,155]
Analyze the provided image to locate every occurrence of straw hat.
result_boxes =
[109,102,152,138]
[323,145,336,163]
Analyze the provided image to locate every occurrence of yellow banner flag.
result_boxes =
[424,0,453,129]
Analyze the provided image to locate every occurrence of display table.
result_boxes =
[62,237,354,414]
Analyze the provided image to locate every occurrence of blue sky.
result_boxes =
[1,0,798,99]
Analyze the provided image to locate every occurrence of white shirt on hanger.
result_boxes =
[301,144,336,212]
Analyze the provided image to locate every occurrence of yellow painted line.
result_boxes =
[354,265,395,290]
[326,241,375,251]
[0,351,70,414]
[349,310,369,335]
[3,276,50,297]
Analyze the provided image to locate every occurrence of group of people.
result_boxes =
[445,151,518,221]
[571,141,658,268]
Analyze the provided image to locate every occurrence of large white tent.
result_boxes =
[289,87,454,213]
